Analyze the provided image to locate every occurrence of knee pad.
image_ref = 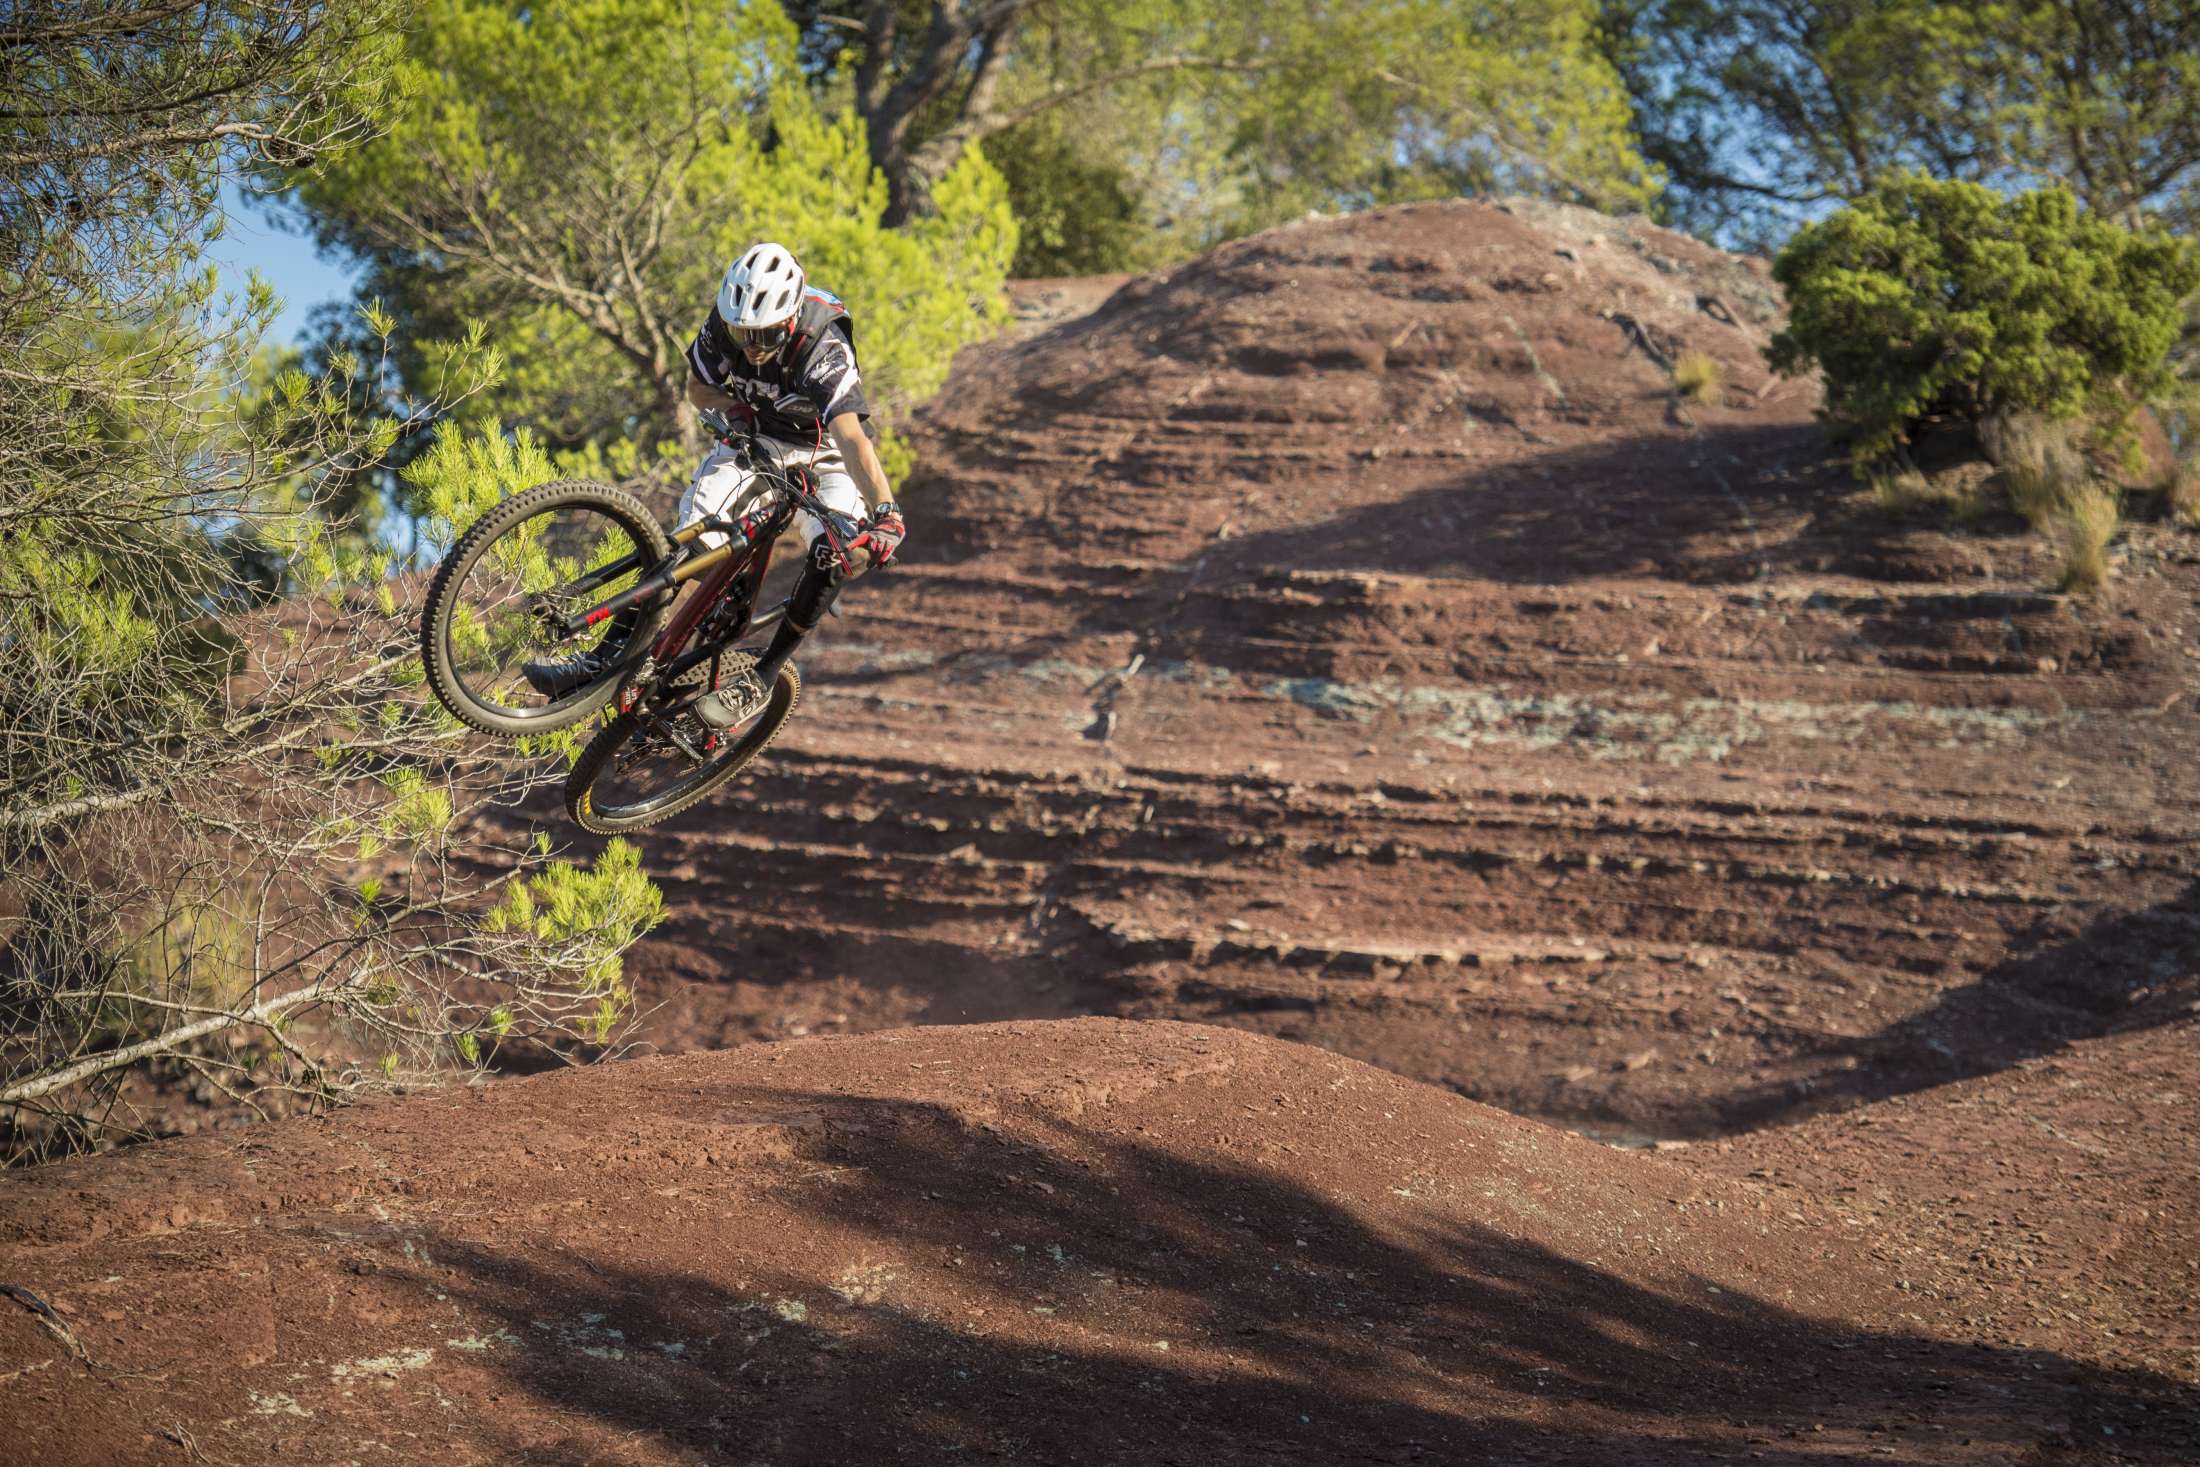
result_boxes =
[787,542,846,631]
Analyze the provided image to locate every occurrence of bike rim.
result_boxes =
[439,500,658,723]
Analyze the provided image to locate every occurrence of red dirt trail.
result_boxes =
[4,1019,2191,1466]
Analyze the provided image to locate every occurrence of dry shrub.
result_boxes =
[2056,486,2121,595]
[1971,412,2128,593]
[2168,463,2200,529]
[1980,411,2092,527]
[1870,468,1931,515]
[1870,466,1985,522]
[1671,351,1722,404]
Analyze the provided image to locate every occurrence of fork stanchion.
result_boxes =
[563,538,741,634]
[668,541,738,583]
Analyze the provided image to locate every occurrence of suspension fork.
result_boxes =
[557,521,748,637]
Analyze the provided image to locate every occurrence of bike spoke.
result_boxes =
[440,505,655,717]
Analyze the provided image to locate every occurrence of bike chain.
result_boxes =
[620,650,763,763]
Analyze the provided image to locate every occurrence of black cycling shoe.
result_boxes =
[521,647,615,699]
[694,670,771,730]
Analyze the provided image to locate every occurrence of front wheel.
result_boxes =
[564,657,800,834]
[419,480,673,738]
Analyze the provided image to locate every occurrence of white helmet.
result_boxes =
[717,242,805,336]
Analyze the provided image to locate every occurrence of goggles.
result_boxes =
[732,319,793,353]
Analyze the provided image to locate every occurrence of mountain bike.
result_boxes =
[418,423,861,835]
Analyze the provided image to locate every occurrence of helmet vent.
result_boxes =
[719,241,805,330]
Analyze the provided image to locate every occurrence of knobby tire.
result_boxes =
[419,480,673,737]
[564,663,801,834]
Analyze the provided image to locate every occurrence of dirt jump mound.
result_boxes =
[3,1020,2180,1465]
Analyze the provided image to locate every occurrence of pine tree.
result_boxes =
[0,1,666,1161]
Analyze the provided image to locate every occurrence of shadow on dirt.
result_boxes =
[1189,422,1843,589]
[1722,879,2200,1127]
[966,418,2045,687]
[407,1091,2200,1465]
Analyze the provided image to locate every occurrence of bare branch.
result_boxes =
[1,981,343,1108]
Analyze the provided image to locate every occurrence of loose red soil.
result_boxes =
[1710,1015,2200,1391]
[5,1020,2193,1465]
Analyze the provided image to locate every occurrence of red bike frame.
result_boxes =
[649,530,778,669]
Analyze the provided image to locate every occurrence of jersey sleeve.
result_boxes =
[799,332,869,422]
[686,308,736,388]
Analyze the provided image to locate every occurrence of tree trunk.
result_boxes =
[671,392,702,457]
[880,154,930,229]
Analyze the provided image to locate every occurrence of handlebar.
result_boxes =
[549,427,868,637]
[695,413,865,550]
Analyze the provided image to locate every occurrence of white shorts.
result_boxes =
[675,435,865,552]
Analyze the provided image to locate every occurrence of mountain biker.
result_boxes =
[524,241,906,727]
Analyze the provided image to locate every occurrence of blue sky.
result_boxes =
[209,180,363,346]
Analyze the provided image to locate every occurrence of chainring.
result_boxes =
[616,650,758,765]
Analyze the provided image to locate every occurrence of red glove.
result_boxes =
[698,404,755,442]
[850,504,906,567]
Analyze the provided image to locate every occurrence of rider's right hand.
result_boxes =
[698,405,751,443]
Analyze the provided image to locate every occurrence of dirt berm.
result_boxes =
[1,1020,2185,1465]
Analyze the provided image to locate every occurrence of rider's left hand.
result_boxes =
[849,504,906,570]
[698,404,755,441]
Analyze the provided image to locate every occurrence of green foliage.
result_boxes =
[1217,0,1658,228]
[551,435,668,488]
[984,115,1148,277]
[380,768,456,844]
[1767,174,2200,461]
[482,840,665,994]
[1,538,161,685]
[404,427,559,551]
[793,0,1652,260]
[1606,1,2200,249]
[284,0,1016,470]
[0,2,667,1158]
[514,722,592,769]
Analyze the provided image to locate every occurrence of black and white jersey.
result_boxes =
[686,297,869,442]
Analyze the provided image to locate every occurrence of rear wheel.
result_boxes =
[564,656,800,834]
[420,481,672,737]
